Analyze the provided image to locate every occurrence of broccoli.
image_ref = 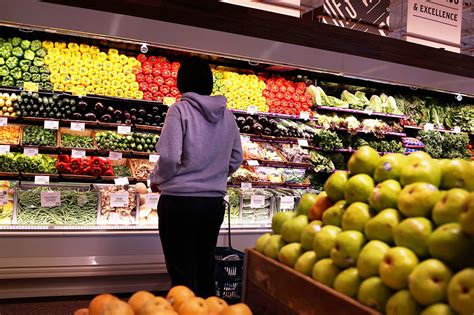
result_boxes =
[12,47,23,58]
[30,40,42,51]
[6,56,19,69]
[24,49,35,61]
[11,37,22,47]
[20,40,31,50]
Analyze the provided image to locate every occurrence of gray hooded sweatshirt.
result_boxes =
[150,92,243,197]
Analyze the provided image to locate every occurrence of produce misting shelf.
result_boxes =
[228,182,310,189]
[244,159,311,169]
[403,124,471,135]
[315,105,405,119]
[302,146,402,156]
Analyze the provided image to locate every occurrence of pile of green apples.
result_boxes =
[255,146,474,315]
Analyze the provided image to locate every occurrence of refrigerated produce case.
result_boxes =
[0,2,472,298]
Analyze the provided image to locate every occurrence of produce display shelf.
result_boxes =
[332,127,407,137]
[302,146,401,156]
[241,133,310,145]
[230,109,316,121]
[244,159,311,169]
[403,144,425,149]
[403,125,469,135]
[228,182,310,189]
[316,105,405,119]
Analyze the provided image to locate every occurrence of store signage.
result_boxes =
[240,136,250,143]
[44,120,59,130]
[114,177,130,185]
[34,176,50,185]
[24,147,39,157]
[406,0,462,52]
[241,182,252,189]
[109,151,122,160]
[0,117,7,126]
[41,191,61,208]
[453,126,461,133]
[297,139,309,147]
[70,122,85,131]
[250,195,266,208]
[299,111,310,120]
[0,190,8,206]
[163,97,176,106]
[149,154,160,163]
[145,193,160,208]
[23,82,39,92]
[117,125,131,135]
[280,196,295,210]
[246,106,258,114]
[247,160,259,166]
[71,149,86,159]
[0,145,10,155]
[110,192,129,208]
[424,123,434,131]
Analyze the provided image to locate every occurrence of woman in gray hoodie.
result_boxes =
[150,57,243,297]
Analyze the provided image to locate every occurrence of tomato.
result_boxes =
[137,54,147,63]
[145,75,154,84]
[136,74,145,83]
[165,78,175,86]
[276,92,284,100]
[160,85,170,94]
[153,76,164,86]
[152,68,162,77]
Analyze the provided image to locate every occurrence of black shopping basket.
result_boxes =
[215,200,245,304]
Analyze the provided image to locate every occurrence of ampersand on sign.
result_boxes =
[413,3,418,10]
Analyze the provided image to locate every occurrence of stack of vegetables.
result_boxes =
[44,41,142,99]
[0,125,21,145]
[135,54,181,102]
[263,77,312,115]
[22,125,57,147]
[418,130,471,160]
[212,69,267,112]
[0,92,19,117]
[15,92,78,120]
[235,114,317,138]
[55,155,115,176]
[95,131,159,152]
[0,180,15,224]
[0,153,57,174]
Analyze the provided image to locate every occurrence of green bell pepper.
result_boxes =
[39,65,49,74]
[11,37,22,47]
[0,65,9,76]
[24,49,35,61]
[29,66,39,74]
[35,48,46,58]
[33,57,44,67]
[19,60,30,72]
[30,40,42,52]
[43,82,53,90]
[5,56,19,69]
[20,40,31,50]
[22,72,31,81]
[40,73,49,82]
[12,47,23,58]
[31,73,40,82]
[0,46,11,59]
[0,57,4,66]
[1,76,15,87]
[10,67,22,80]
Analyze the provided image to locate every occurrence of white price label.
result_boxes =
[0,190,8,206]
[224,195,229,203]
[247,160,259,166]
[280,196,295,210]
[40,191,61,208]
[241,182,252,189]
[250,195,265,208]
[24,147,38,157]
[240,135,250,143]
[114,177,129,185]
[34,176,50,185]
[424,123,434,131]
[364,108,374,115]
[246,106,258,114]
[453,126,461,133]
[297,139,309,147]
[117,125,131,135]
[70,122,85,131]
[149,154,160,163]
[0,117,7,126]
[108,151,122,160]
[0,145,10,155]
[44,120,59,130]
[145,193,160,208]
[299,111,310,120]
[71,149,86,158]
[110,192,129,208]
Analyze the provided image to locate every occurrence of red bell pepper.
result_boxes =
[148,56,158,64]
[148,83,159,95]
[137,54,147,63]
[159,85,170,94]
[161,69,171,78]
[80,161,91,175]
[165,78,175,87]
[143,92,153,100]
[102,168,115,176]
[58,155,71,163]
[145,75,154,84]
[90,157,105,169]
[153,76,164,86]
[90,166,102,177]
[152,68,162,77]
[139,82,148,92]
[56,161,71,174]
[70,158,82,170]
[136,73,145,83]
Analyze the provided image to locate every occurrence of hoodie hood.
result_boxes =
[181,92,227,123]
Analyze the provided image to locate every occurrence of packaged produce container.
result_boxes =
[94,184,139,225]
[238,188,274,225]
[225,188,241,225]
[0,180,18,225]
[266,188,300,213]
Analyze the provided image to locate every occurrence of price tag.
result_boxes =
[247,160,259,166]
[246,106,258,114]
[23,82,39,92]
[224,195,229,203]
[0,190,8,206]
[0,145,10,155]
[280,196,295,210]
[163,97,176,106]
[297,139,309,147]
[145,193,160,208]
[250,195,265,208]
[70,122,85,131]
[453,126,461,133]
[110,192,129,208]
[114,177,129,185]
[117,125,131,135]
[71,149,86,158]
[109,151,122,160]
[240,135,250,143]
[299,111,310,120]
[24,147,38,157]
[149,154,160,163]
[0,117,7,126]
[424,123,434,131]
[44,120,59,130]
[34,176,50,185]
[364,108,374,115]
[40,191,61,208]
[241,182,252,190]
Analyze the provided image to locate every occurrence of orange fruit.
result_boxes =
[205,296,228,314]
[179,297,210,315]
[101,299,134,315]
[138,297,174,315]
[88,294,117,315]
[166,285,195,312]
[219,303,253,315]
[73,308,89,315]
[128,291,155,313]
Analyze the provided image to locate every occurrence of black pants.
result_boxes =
[158,194,225,298]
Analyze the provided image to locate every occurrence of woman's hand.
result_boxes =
[150,182,160,193]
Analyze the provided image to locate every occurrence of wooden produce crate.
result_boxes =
[0,124,22,145]
[57,127,96,150]
[129,158,156,180]
[243,249,379,315]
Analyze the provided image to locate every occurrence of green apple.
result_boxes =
[300,220,323,251]
[428,223,474,269]
[278,243,304,267]
[308,191,334,221]
[394,217,433,258]
[447,268,474,315]
[406,151,432,164]
[348,146,380,176]
[357,240,390,279]
[369,179,402,212]
[420,303,456,315]
[334,267,361,298]
[324,171,348,202]
[344,174,375,204]
[264,235,286,259]
[398,183,443,217]
[365,208,401,244]
[312,258,341,287]
[322,200,346,227]
[294,250,317,276]
[330,230,366,268]
[296,193,318,216]
[401,159,442,187]
[313,225,341,258]
[374,153,406,183]
[255,233,271,253]
[281,215,308,243]
[272,211,296,234]
[357,277,392,312]
[408,259,452,306]
[379,247,419,289]
[386,290,420,315]
[341,202,372,232]
[432,188,469,226]
[440,159,474,191]
[459,192,474,236]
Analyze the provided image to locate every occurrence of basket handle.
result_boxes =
[224,199,232,249]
